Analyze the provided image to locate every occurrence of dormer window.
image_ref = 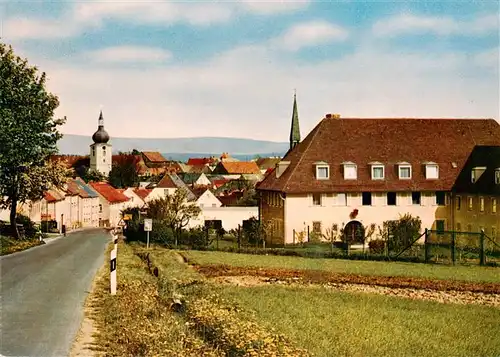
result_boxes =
[315,161,330,180]
[398,162,412,179]
[471,167,486,183]
[424,162,439,179]
[496,169,500,184]
[370,162,385,180]
[342,162,357,180]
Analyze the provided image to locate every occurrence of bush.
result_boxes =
[180,228,211,249]
[16,215,38,239]
[380,214,422,252]
[309,231,322,243]
[150,222,175,245]
[369,239,386,254]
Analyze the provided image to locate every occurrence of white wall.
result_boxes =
[147,187,176,202]
[189,206,258,230]
[122,188,145,209]
[90,143,112,176]
[283,192,447,244]
[197,190,222,208]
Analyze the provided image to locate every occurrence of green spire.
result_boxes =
[289,91,300,150]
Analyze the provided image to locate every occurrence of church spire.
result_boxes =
[289,90,300,150]
[98,110,104,128]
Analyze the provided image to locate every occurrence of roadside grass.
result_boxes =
[88,241,223,357]
[145,246,312,356]
[0,235,44,256]
[184,250,500,283]
[216,284,500,357]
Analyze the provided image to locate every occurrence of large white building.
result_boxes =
[257,103,500,245]
[90,111,112,176]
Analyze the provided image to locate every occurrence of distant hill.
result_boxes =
[58,134,288,158]
[161,152,283,162]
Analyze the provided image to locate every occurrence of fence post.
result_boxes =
[110,248,117,295]
[237,224,241,250]
[424,228,430,263]
[479,231,485,266]
[293,229,296,245]
[451,231,456,265]
[307,225,310,242]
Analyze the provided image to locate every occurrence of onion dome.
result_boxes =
[92,110,110,144]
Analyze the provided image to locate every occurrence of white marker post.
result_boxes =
[144,218,153,249]
[110,248,117,295]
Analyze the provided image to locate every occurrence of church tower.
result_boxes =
[90,110,112,177]
[289,91,301,151]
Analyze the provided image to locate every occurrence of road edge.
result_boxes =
[69,232,113,357]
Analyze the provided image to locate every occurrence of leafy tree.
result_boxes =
[0,43,67,238]
[131,149,141,155]
[379,213,422,252]
[235,188,258,206]
[76,166,106,183]
[109,154,140,188]
[146,188,201,245]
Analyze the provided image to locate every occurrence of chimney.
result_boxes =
[325,113,341,119]
[275,161,291,178]
[325,113,332,119]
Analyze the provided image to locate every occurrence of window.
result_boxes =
[493,198,497,213]
[456,196,461,210]
[467,224,472,232]
[456,222,461,232]
[435,220,445,233]
[362,192,372,206]
[471,167,486,183]
[495,169,500,184]
[315,162,330,180]
[468,196,473,211]
[371,163,385,180]
[387,192,397,206]
[212,203,217,207]
[436,191,446,206]
[92,148,95,156]
[99,204,102,213]
[412,192,421,205]
[103,146,106,150]
[312,221,322,234]
[479,197,485,212]
[343,162,357,180]
[312,193,322,206]
[425,163,439,179]
[164,189,169,196]
[335,193,347,206]
[398,163,412,179]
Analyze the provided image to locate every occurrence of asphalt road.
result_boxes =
[1,229,110,357]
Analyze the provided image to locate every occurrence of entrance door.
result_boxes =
[343,221,365,244]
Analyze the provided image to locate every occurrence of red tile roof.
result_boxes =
[133,188,152,200]
[257,117,500,193]
[256,157,281,170]
[43,191,58,203]
[187,157,217,166]
[90,182,130,203]
[157,174,177,188]
[142,152,167,163]
[214,161,261,174]
[65,179,90,198]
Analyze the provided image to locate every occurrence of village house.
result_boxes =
[255,157,282,175]
[90,182,130,227]
[118,187,147,209]
[190,187,223,208]
[256,114,500,245]
[41,188,68,232]
[179,173,212,187]
[147,173,196,201]
[212,161,261,178]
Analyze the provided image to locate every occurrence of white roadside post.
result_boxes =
[144,218,153,249]
[110,247,117,295]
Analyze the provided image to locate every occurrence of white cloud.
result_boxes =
[240,0,310,14]
[86,46,172,64]
[2,17,81,40]
[2,0,310,41]
[27,39,497,142]
[373,13,498,37]
[474,47,499,69]
[272,20,349,51]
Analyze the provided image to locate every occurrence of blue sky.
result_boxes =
[1,0,498,141]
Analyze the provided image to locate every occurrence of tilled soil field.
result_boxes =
[194,264,500,307]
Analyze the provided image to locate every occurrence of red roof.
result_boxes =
[187,157,217,166]
[142,152,167,163]
[65,179,90,198]
[212,179,230,188]
[157,174,177,188]
[214,161,261,174]
[133,188,152,200]
[257,117,500,193]
[90,182,130,203]
[44,192,58,203]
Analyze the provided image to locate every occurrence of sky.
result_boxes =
[1,0,499,142]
